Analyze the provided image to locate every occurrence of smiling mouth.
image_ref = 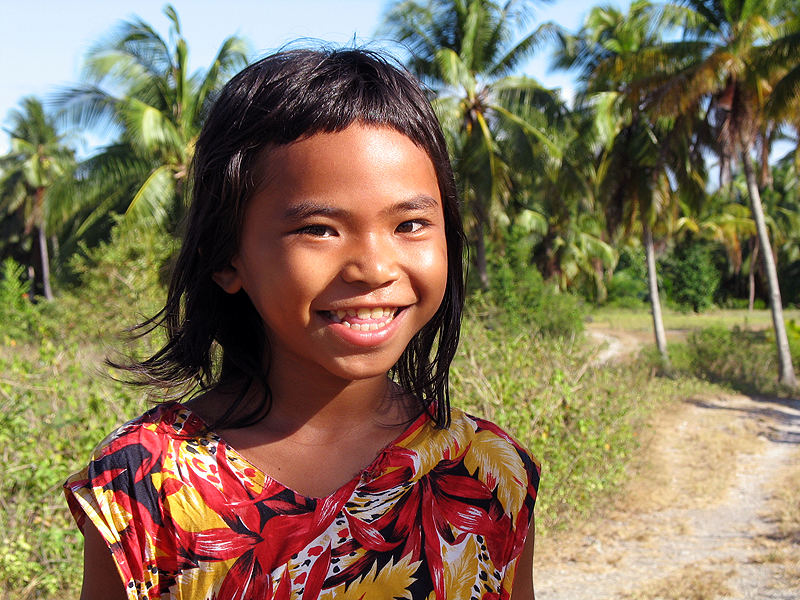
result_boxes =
[320,307,402,331]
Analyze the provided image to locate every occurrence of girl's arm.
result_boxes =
[510,519,536,600]
[79,521,128,600]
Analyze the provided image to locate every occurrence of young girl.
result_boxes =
[65,47,539,600]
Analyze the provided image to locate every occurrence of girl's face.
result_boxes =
[213,124,448,385]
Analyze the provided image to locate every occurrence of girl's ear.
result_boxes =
[212,264,243,294]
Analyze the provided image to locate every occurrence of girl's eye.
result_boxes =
[396,219,428,234]
[296,224,335,237]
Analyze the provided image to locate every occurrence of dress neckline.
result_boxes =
[170,402,432,501]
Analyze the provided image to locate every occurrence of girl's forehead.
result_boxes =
[254,124,434,168]
[249,125,439,199]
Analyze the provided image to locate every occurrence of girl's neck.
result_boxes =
[265,371,406,437]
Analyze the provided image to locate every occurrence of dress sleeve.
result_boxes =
[500,444,540,598]
[64,417,168,598]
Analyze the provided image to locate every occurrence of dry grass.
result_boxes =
[766,453,800,544]
[753,445,800,583]
[614,394,765,513]
[620,564,734,600]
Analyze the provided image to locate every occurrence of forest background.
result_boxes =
[1,0,799,597]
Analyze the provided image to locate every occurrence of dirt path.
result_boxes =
[535,332,800,599]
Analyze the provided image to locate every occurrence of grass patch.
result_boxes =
[620,564,734,600]
[591,306,800,334]
[666,325,800,397]
[753,444,800,584]
[0,341,150,599]
[769,459,800,545]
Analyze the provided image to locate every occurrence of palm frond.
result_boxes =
[126,164,175,225]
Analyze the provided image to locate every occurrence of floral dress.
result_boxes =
[65,402,539,599]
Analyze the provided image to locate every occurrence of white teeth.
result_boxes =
[326,307,398,330]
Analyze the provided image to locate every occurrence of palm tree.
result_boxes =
[381,0,559,288]
[58,4,249,228]
[0,97,75,299]
[553,0,707,365]
[640,0,798,387]
[763,1,800,161]
[516,107,617,301]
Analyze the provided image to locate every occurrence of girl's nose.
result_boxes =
[340,234,400,287]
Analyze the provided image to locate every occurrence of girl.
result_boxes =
[65,47,539,600]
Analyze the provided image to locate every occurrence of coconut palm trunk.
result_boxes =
[643,221,669,366]
[748,237,758,312]
[474,214,490,290]
[741,149,797,388]
[33,187,53,300]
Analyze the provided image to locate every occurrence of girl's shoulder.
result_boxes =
[399,406,540,497]
[455,407,540,475]
[83,401,205,466]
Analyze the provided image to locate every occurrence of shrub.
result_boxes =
[675,324,799,395]
[452,309,653,530]
[659,240,723,312]
[606,247,648,308]
[471,229,586,338]
[0,258,39,342]
[780,260,800,307]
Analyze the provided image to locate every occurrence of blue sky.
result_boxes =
[0,0,630,154]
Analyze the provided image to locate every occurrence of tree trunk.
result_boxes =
[33,187,53,301]
[741,150,797,388]
[748,237,758,312]
[474,218,489,290]
[643,222,670,367]
[34,225,53,300]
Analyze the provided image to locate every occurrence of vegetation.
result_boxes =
[1,1,800,597]
[0,98,75,299]
[1,0,798,379]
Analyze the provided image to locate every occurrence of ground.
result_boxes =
[535,327,800,600]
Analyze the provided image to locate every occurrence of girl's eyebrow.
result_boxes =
[282,195,440,221]
[379,195,439,217]
[282,202,344,221]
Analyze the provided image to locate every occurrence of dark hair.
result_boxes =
[123,47,465,428]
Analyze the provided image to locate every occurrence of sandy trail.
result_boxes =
[535,331,800,599]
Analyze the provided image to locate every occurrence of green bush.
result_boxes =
[779,260,800,307]
[673,323,799,395]
[787,320,800,364]
[606,247,648,308]
[67,221,175,324]
[0,342,149,599]
[659,240,723,312]
[472,229,586,338]
[0,258,40,343]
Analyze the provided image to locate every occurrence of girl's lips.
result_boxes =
[318,306,407,347]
